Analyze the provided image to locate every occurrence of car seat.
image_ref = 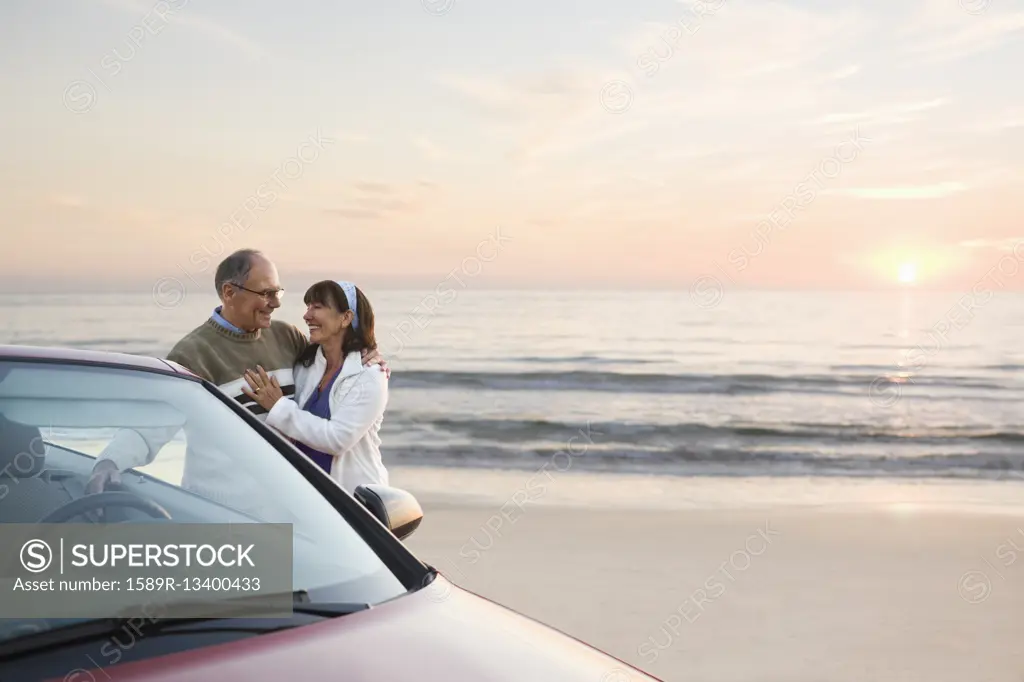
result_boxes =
[0,414,76,523]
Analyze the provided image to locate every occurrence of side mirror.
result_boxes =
[353,484,423,541]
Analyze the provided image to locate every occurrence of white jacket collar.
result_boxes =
[340,349,364,377]
[315,345,364,378]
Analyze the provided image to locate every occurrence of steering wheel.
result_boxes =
[39,491,172,524]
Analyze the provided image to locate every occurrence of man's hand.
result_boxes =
[361,347,390,379]
[85,459,122,495]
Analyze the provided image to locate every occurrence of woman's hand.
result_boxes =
[241,365,284,410]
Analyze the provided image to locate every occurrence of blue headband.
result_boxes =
[336,281,359,329]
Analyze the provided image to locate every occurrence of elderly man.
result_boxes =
[87,249,387,507]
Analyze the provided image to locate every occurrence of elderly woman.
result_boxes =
[241,280,389,493]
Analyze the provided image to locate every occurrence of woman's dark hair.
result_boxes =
[296,280,377,368]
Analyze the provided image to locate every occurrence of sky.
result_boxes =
[1,0,1023,293]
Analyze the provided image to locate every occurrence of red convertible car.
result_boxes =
[0,345,661,681]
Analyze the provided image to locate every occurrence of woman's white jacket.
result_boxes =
[266,346,388,493]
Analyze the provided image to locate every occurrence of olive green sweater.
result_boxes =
[166,318,309,416]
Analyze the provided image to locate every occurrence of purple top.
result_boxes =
[292,368,341,473]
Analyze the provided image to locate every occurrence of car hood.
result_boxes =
[51,576,662,682]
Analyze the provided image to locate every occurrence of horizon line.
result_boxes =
[2,285,1022,295]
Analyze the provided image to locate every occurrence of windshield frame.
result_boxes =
[0,352,431,594]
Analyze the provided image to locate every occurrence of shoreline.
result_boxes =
[388,464,1024,516]
[387,455,1024,480]
[54,439,1024,516]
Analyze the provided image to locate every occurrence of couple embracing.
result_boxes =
[89,248,391,505]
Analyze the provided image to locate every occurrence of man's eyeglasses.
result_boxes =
[231,283,285,301]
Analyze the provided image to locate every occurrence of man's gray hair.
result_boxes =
[215,249,264,295]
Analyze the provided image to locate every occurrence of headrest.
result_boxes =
[0,413,45,477]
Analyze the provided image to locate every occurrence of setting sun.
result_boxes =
[864,248,962,290]
[898,262,918,284]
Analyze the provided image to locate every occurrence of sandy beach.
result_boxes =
[391,466,1024,682]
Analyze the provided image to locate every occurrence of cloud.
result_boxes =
[412,136,453,162]
[963,110,1024,134]
[436,65,648,161]
[323,208,387,221]
[826,65,861,81]
[439,58,841,167]
[39,194,173,228]
[351,181,392,195]
[808,97,950,128]
[712,161,769,181]
[322,181,435,221]
[624,2,867,81]
[805,98,952,142]
[49,194,88,209]
[965,167,1024,188]
[959,237,1024,251]
[824,181,967,199]
[331,132,370,143]
[434,68,596,120]
[624,173,667,189]
[434,73,535,117]
[92,0,265,60]
[904,6,1024,62]
[321,2,1024,202]
[434,4,878,165]
[358,196,418,212]
[510,114,650,163]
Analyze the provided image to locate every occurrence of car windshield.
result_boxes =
[0,359,409,643]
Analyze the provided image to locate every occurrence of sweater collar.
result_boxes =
[204,317,261,341]
[211,306,247,334]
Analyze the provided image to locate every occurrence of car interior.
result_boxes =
[0,412,70,523]
[0,412,243,525]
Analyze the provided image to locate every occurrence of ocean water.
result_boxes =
[2,289,1024,482]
